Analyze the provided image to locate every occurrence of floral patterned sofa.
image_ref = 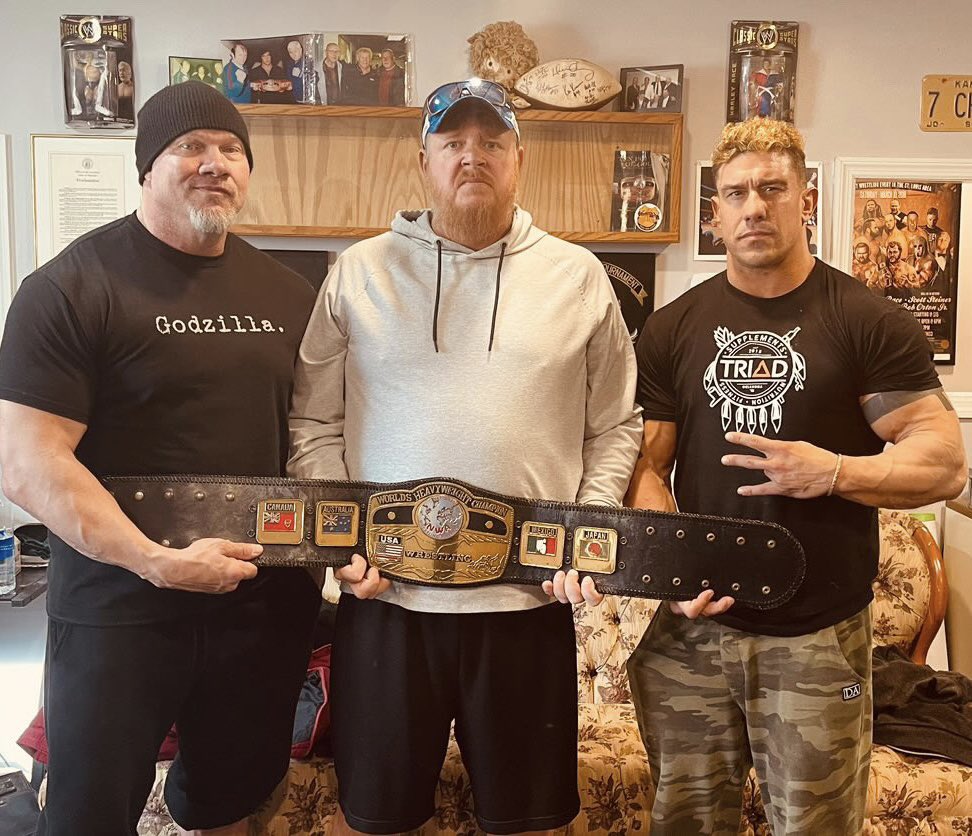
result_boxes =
[136,510,971,835]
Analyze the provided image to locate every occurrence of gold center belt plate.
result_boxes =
[366,481,515,585]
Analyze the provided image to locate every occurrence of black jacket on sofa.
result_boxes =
[873,645,972,767]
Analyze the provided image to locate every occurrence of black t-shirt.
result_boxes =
[635,260,940,635]
[0,214,316,625]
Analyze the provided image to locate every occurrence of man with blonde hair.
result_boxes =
[343,45,377,104]
[626,117,966,834]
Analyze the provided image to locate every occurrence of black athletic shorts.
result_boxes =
[37,568,321,836]
[331,595,581,835]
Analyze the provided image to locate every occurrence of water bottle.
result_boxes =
[0,497,15,595]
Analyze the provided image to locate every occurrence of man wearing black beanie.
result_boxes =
[0,81,321,835]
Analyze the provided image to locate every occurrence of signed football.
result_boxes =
[514,59,621,110]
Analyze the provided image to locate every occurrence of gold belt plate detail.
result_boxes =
[519,521,565,569]
[572,526,617,574]
[256,499,304,545]
[367,481,514,585]
[315,501,360,547]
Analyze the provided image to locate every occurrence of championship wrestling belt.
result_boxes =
[104,475,806,610]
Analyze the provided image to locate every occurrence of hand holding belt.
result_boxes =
[104,475,806,610]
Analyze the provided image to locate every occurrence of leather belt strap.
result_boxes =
[104,475,806,610]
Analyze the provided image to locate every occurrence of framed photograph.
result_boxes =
[694,160,823,260]
[221,34,320,104]
[323,33,412,106]
[169,56,225,93]
[834,157,972,365]
[31,134,139,268]
[593,252,656,343]
[60,15,135,129]
[694,162,722,260]
[610,150,671,233]
[619,64,683,113]
[726,21,798,123]
[220,33,413,107]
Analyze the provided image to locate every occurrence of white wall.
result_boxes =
[3,0,972,423]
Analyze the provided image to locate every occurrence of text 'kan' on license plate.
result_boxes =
[921,75,972,131]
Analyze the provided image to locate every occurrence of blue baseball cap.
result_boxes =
[421,78,520,147]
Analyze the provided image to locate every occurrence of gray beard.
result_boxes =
[188,205,238,235]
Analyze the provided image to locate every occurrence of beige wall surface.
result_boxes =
[3,0,972,412]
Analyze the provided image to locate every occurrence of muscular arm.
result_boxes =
[725,388,967,508]
[840,388,967,507]
[0,400,260,592]
[624,420,677,512]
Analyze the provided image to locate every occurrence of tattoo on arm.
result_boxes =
[862,387,954,423]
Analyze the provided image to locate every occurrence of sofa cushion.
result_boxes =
[871,510,932,654]
[574,596,658,705]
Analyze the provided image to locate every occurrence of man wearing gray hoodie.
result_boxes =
[288,78,642,836]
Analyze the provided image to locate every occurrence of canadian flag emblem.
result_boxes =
[263,511,295,531]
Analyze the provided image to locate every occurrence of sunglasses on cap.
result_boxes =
[421,78,519,145]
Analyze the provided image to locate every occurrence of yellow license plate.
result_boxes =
[921,75,972,131]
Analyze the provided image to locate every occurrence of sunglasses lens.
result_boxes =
[479,81,507,106]
[425,80,509,117]
[425,82,462,116]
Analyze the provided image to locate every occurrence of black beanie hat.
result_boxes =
[135,81,253,184]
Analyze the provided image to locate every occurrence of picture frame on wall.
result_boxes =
[31,134,139,268]
[169,56,226,93]
[694,159,824,260]
[619,64,683,113]
[833,157,972,365]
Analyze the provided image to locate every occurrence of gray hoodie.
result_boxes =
[288,207,643,613]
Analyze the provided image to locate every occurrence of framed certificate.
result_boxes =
[31,134,139,267]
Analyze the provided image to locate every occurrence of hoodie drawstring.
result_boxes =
[432,239,443,353]
[432,239,507,354]
[488,243,506,352]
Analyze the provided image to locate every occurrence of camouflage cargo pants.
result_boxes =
[627,605,872,835]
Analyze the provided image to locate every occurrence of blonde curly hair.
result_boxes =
[711,118,807,185]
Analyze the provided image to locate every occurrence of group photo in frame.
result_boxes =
[169,56,225,93]
[833,157,970,365]
[320,32,412,106]
[619,64,683,113]
[694,159,824,260]
[220,34,320,104]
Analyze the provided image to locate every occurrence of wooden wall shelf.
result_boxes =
[232,104,682,244]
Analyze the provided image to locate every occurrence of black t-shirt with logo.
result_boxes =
[0,214,316,625]
[635,260,940,636]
